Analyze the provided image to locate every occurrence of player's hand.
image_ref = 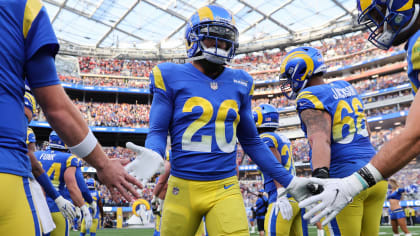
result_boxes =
[278,176,316,202]
[157,198,164,213]
[151,195,159,215]
[55,196,77,220]
[90,201,97,217]
[75,206,82,223]
[81,205,93,230]
[274,188,293,220]
[125,142,165,185]
[299,175,364,226]
[95,158,142,202]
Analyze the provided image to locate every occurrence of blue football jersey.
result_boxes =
[259,132,295,203]
[296,80,376,178]
[90,190,102,219]
[147,62,255,181]
[0,0,59,177]
[406,30,420,95]
[26,127,36,144]
[36,149,82,212]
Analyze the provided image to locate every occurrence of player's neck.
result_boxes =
[306,75,325,87]
[192,60,225,79]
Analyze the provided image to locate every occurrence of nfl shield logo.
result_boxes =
[172,187,179,195]
[210,81,218,90]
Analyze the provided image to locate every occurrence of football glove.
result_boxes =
[55,196,77,220]
[278,176,317,202]
[125,142,165,185]
[151,195,164,216]
[90,201,97,217]
[299,175,364,226]
[81,204,93,230]
[274,188,293,220]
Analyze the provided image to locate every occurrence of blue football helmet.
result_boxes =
[86,178,96,190]
[185,5,239,64]
[24,91,36,116]
[357,0,419,50]
[49,131,67,150]
[279,47,327,99]
[253,104,279,129]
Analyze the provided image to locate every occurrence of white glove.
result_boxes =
[298,175,364,226]
[75,206,81,222]
[125,142,165,184]
[157,198,164,213]
[278,176,316,202]
[55,196,77,221]
[90,201,97,217]
[274,188,293,220]
[81,204,93,230]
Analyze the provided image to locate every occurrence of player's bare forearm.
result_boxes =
[28,151,45,178]
[64,167,85,207]
[370,92,420,178]
[300,109,332,169]
[33,85,90,147]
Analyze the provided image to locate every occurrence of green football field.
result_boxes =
[69,226,420,236]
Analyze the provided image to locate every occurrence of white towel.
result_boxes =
[29,178,56,233]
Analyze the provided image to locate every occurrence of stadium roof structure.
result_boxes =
[44,0,364,59]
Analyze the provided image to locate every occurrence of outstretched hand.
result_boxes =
[124,142,165,184]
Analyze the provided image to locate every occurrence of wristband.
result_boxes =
[36,172,60,200]
[68,129,97,158]
[312,167,329,178]
[356,163,384,188]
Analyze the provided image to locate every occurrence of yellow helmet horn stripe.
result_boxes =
[397,0,414,11]
[280,51,314,82]
[359,0,374,12]
[197,6,214,21]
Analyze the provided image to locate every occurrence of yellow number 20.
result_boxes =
[182,97,239,153]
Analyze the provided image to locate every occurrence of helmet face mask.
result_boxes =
[185,5,239,64]
[357,0,418,50]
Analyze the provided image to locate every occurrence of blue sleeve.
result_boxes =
[145,90,173,158]
[24,48,60,89]
[236,96,293,187]
[75,168,93,204]
[36,172,60,200]
[397,188,405,194]
[24,4,59,60]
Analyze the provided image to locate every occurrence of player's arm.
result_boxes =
[144,90,173,156]
[27,48,141,201]
[153,160,170,197]
[269,147,284,189]
[98,196,104,219]
[237,107,293,187]
[300,108,332,171]
[64,166,85,207]
[75,168,93,204]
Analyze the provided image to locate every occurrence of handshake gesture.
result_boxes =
[282,170,376,226]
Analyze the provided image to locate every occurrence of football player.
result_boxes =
[253,104,308,236]
[80,178,103,236]
[136,5,315,235]
[279,47,387,235]
[24,91,77,228]
[36,131,93,236]
[299,0,420,227]
[0,6,141,235]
